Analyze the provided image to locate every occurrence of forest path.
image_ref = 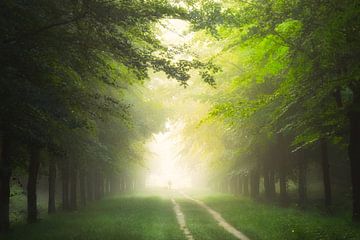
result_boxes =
[4,190,248,240]
[4,190,360,240]
[172,198,195,240]
[178,191,250,240]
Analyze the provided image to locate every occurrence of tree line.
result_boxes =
[187,0,359,221]
[0,0,218,233]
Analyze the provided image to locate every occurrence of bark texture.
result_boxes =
[69,161,77,210]
[320,138,332,210]
[0,131,11,232]
[297,151,307,209]
[61,158,70,210]
[349,93,360,221]
[48,158,56,213]
[27,147,41,223]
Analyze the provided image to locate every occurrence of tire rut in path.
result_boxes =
[180,192,250,240]
[172,198,195,240]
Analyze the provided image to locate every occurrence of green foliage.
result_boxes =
[0,0,221,189]
[180,0,360,181]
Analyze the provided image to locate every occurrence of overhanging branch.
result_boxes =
[1,11,88,46]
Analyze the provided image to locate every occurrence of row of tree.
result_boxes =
[177,0,359,221]
[0,0,218,233]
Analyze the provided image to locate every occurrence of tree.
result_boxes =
[0,0,219,231]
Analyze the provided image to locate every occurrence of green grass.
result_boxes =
[3,196,185,240]
[199,194,360,240]
[3,190,360,240]
[177,198,238,240]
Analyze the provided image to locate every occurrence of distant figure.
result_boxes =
[168,180,172,190]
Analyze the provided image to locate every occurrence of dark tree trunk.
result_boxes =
[278,134,288,207]
[103,177,107,195]
[263,165,272,201]
[48,158,56,214]
[348,93,360,221]
[279,168,288,206]
[86,170,94,202]
[94,170,101,200]
[250,168,260,200]
[99,173,104,199]
[334,87,343,108]
[0,131,12,233]
[110,173,119,195]
[232,176,237,195]
[69,161,77,210]
[27,147,41,223]
[61,158,70,210]
[320,138,332,210]
[297,152,307,209]
[267,143,276,199]
[79,170,86,206]
[243,175,249,196]
[269,169,276,199]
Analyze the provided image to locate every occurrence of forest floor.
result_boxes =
[2,189,360,240]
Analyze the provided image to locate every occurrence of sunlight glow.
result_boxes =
[145,121,192,189]
[157,19,194,47]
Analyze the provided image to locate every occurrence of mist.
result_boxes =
[1,1,359,239]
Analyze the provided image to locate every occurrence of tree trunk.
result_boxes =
[279,168,288,206]
[269,169,276,199]
[243,175,249,196]
[110,173,119,195]
[278,134,288,207]
[297,151,307,209]
[69,161,77,210]
[79,170,86,206]
[27,147,41,223]
[86,170,94,202]
[99,173,104,199]
[105,177,110,195]
[237,174,243,195]
[348,94,360,221]
[250,168,260,200]
[232,176,237,194]
[263,165,271,201]
[320,138,332,210]
[61,158,70,210]
[0,130,12,232]
[104,177,108,195]
[94,170,101,200]
[48,157,56,214]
